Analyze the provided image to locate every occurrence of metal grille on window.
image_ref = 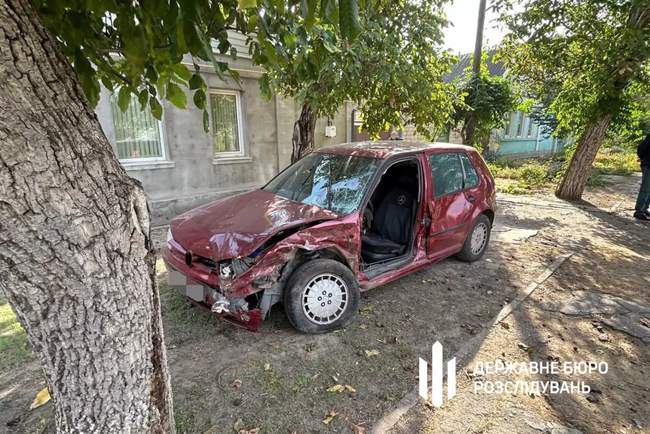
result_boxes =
[110,94,163,160]
[211,93,240,154]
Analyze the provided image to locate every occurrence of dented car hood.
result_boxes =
[170,189,338,261]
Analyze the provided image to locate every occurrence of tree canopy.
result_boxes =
[252,0,458,139]
[496,0,650,139]
[33,0,364,130]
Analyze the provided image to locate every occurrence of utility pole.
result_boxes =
[472,0,487,75]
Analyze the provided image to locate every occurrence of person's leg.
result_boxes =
[643,167,650,213]
[634,166,650,216]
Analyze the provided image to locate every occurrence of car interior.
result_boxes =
[361,159,420,266]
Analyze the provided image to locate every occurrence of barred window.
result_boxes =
[110,94,164,161]
[210,91,243,156]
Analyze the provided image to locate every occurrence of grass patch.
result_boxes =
[0,296,33,372]
[488,150,640,194]
[592,152,639,176]
[487,158,560,194]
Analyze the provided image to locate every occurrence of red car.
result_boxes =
[164,141,496,333]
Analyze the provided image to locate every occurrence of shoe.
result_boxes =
[645,210,650,217]
[634,211,650,221]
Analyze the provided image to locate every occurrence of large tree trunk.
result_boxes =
[555,113,613,201]
[0,0,174,432]
[291,103,316,163]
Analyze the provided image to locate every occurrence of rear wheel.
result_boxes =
[283,259,360,334]
[457,214,491,262]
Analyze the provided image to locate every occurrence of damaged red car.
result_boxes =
[163,141,496,333]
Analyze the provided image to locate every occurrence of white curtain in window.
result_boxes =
[110,95,163,160]
[210,93,240,154]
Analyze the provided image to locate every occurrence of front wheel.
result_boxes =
[457,214,492,262]
[283,259,360,334]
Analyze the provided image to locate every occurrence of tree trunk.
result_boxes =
[555,113,613,201]
[291,103,316,163]
[462,112,478,147]
[0,0,174,432]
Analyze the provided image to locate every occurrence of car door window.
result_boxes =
[429,153,464,197]
[459,153,480,188]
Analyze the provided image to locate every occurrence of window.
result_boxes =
[459,153,480,188]
[429,153,465,197]
[210,90,243,156]
[527,117,535,137]
[504,112,514,137]
[110,94,164,161]
[515,112,524,137]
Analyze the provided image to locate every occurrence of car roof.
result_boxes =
[316,140,476,159]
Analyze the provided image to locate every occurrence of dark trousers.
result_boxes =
[635,166,650,212]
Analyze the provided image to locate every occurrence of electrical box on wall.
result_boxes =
[325,125,337,138]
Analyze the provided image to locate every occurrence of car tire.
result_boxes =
[457,214,492,262]
[283,258,360,334]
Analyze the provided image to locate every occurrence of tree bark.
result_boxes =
[461,112,478,147]
[291,103,316,163]
[0,0,174,432]
[555,113,613,201]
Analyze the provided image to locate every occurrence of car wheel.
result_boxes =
[457,214,491,262]
[283,258,360,334]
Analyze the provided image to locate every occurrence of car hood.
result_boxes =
[170,189,338,261]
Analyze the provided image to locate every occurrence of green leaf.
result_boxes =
[150,97,163,119]
[117,86,132,112]
[166,82,187,108]
[238,0,256,9]
[189,73,204,90]
[203,109,210,132]
[138,89,149,109]
[338,0,360,41]
[172,63,192,81]
[193,88,206,109]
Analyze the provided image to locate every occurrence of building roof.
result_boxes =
[444,49,507,82]
[317,141,474,159]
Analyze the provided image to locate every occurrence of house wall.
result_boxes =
[96,59,352,225]
[494,110,563,158]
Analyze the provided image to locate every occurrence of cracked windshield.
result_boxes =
[264,153,379,215]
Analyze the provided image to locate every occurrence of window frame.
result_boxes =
[109,92,168,165]
[209,89,245,160]
[458,152,481,189]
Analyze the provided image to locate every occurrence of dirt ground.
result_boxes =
[1,174,648,434]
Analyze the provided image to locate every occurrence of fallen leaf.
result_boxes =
[231,379,242,389]
[499,321,510,330]
[30,387,50,410]
[364,349,380,358]
[327,384,357,394]
[322,411,338,425]
[359,324,368,330]
[327,384,345,393]
[359,304,374,315]
[263,363,270,371]
[238,429,260,434]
